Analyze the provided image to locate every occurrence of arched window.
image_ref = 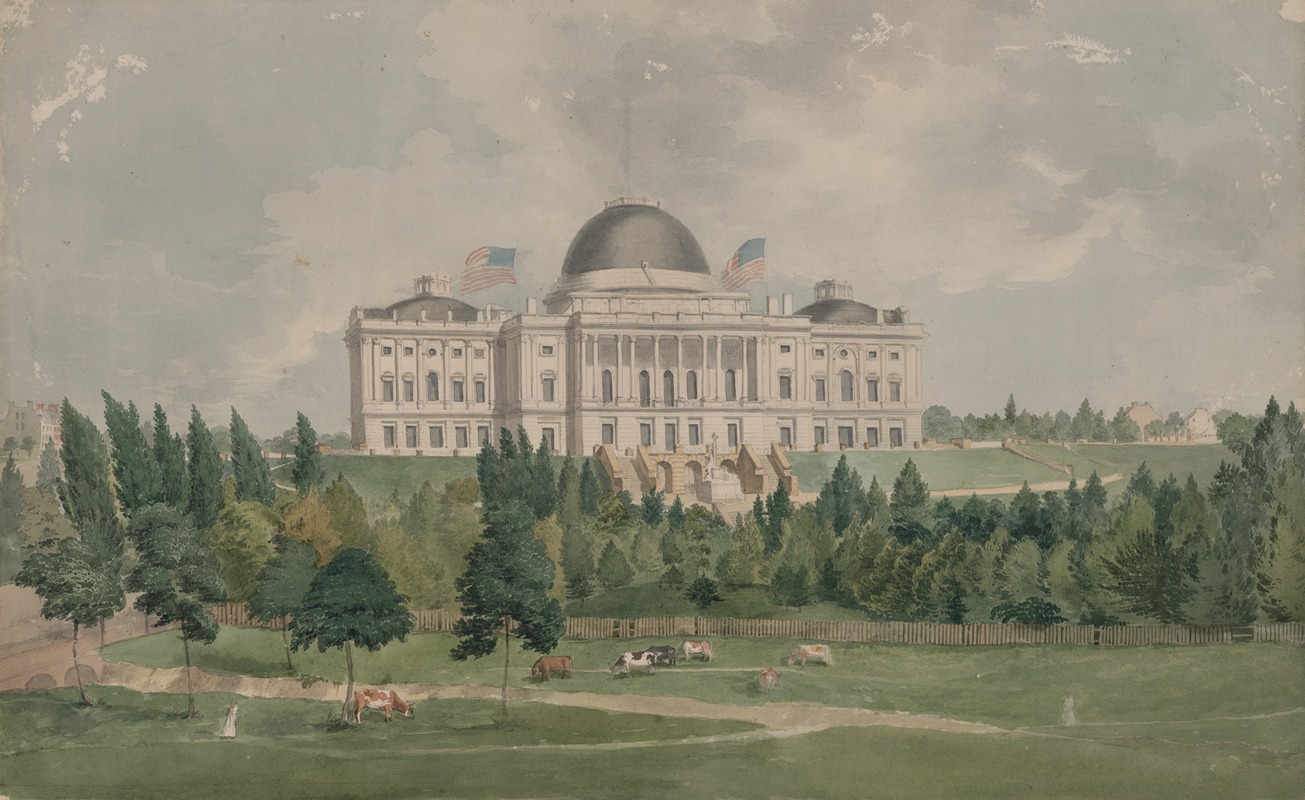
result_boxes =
[840,370,854,402]
[601,369,614,403]
[663,370,675,408]
[725,369,737,401]
[426,372,439,401]
[686,370,698,400]
[639,371,651,407]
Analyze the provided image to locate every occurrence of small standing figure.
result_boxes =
[1062,695,1076,726]
[219,702,238,739]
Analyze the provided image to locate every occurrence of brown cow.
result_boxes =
[679,640,713,662]
[758,667,780,694]
[531,655,574,681]
[351,688,414,723]
[785,644,833,666]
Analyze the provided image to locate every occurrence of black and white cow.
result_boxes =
[644,645,678,667]
[610,650,658,676]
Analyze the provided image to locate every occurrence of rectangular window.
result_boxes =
[475,380,486,403]
[779,344,792,354]
[838,426,854,448]
[383,425,396,448]
[867,350,878,359]
[867,379,879,402]
[664,423,677,450]
[889,427,904,447]
[889,381,901,402]
[815,379,826,401]
[382,346,393,356]
[381,378,395,402]
[402,378,414,402]
[779,426,792,447]
[889,351,901,361]
[542,428,555,453]
[814,426,826,446]
[688,424,701,445]
[779,375,792,399]
[639,423,653,446]
[727,423,739,448]
[474,348,486,359]
[405,426,418,448]
[866,427,879,448]
[452,348,464,358]
[404,346,414,356]
[429,426,444,448]
[813,348,825,358]
[478,426,491,445]
[542,377,555,401]
[455,426,469,449]
[452,380,465,402]
[427,373,440,401]
[541,345,554,355]
[601,423,615,445]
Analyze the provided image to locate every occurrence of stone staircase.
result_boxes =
[594,445,646,495]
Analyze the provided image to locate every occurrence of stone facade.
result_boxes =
[345,198,925,457]
[0,401,61,450]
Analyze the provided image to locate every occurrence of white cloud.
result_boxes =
[1044,33,1127,65]
[115,54,149,75]
[31,45,109,128]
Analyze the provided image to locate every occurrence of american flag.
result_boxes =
[461,246,517,294]
[722,238,765,291]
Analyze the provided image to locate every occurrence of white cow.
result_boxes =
[610,650,658,677]
[784,644,833,666]
[678,640,714,662]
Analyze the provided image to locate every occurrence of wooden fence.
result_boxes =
[206,604,1305,647]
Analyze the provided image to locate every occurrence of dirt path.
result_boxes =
[97,661,1005,737]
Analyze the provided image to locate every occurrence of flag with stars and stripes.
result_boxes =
[461,246,517,294]
[722,238,765,291]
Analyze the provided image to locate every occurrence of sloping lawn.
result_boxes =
[565,583,870,620]
[787,448,1065,493]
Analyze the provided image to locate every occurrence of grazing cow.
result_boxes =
[678,640,713,662]
[610,650,658,677]
[351,688,414,723]
[784,644,833,666]
[644,645,678,667]
[530,655,574,681]
[758,668,780,694]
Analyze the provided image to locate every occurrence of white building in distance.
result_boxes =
[345,198,925,495]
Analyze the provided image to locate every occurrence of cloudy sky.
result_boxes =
[1,0,1301,438]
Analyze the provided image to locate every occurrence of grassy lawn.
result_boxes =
[103,629,1305,731]
[788,448,1066,494]
[1,686,1298,800]
[1020,443,1234,491]
[565,583,871,620]
[285,454,597,500]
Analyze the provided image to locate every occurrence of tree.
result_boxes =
[2,436,14,452]
[764,482,793,553]
[186,407,224,530]
[814,455,870,536]
[280,487,342,566]
[126,504,227,718]
[58,400,121,557]
[768,559,813,608]
[720,513,765,587]
[922,404,963,442]
[102,392,162,516]
[596,539,634,590]
[443,477,480,506]
[0,453,24,582]
[684,575,723,609]
[579,460,602,517]
[1071,399,1096,441]
[1217,412,1256,456]
[451,497,565,719]
[556,457,581,531]
[36,438,61,494]
[640,491,666,526]
[230,408,275,506]
[1052,410,1073,443]
[291,413,326,495]
[1098,497,1194,623]
[1004,394,1018,425]
[323,474,370,551]
[15,536,125,704]
[152,404,187,509]
[561,523,596,603]
[201,501,279,604]
[249,539,317,671]
[666,495,686,534]
[890,458,932,535]
[291,548,413,724]
[990,597,1066,624]
[529,436,558,520]
[372,519,447,610]
[1109,407,1142,443]
[1259,466,1305,621]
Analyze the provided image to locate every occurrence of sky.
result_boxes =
[1,0,1301,439]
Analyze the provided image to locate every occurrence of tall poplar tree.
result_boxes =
[186,407,224,530]
[0,453,25,582]
[230,408,275,505]
[579,460,601,517]
[291,412,326,495]
[102,392,161,516]
[152,404,188,509]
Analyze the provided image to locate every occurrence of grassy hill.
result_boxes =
[563,583,870,621]
[787,448,1065,494]
[282,454,598,500]
[1018,443,1235,493]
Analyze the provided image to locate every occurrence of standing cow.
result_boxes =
[644,645,677,667]
[351,688,414,723]
[610,650,658,677]
[784,644,833,666]
[531,655,574,681]
[679,640,713,662]
[758,668,780,694]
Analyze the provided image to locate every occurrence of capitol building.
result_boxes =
[346,198,925,497]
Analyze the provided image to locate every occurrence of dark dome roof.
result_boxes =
[794,298,881,324]
[365,294,480,322]
[561,202,711,276]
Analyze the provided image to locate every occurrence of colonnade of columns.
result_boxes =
[579,333,759,406]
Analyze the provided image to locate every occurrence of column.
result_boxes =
[440,339,449,409]
[615,335,624,402]
[738,336,747,404]
[652,334,660,405]
[676,335,684,404]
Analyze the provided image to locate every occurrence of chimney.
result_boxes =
[781,293,793,315]
[526,297,538,314]
[766,296,779,315]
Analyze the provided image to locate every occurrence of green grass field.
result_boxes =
[286,454,599,500]
[1019,443,1235,492]
[564,583,871,621]
[787,448,1067,494]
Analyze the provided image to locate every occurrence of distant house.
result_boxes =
[1126,402,1162,441]
[0,400,62,450]
[1184,408,1218,441]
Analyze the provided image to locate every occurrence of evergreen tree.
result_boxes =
[1123,462,1157,505]
[684,575,723,608]
[1176,476,1256,624]
[185,407,224,530]
[102,392,162,516]
[1109,407,1142,443]
[768,559,813,608]
[292,548,413,723]
[1071,399,1096,441]
[152,405,188,509]
[666,494,686,535]
[476,437,502,500]
[640,490,666,526]
[126,504,228,717]
[249,539,318,671]
[814,455,871,536]
[659,524,684,567]
[561,522,596,603]
[290,412,326,495]
[1052,410,1073,442]
[889,458,932,539]
[0,453,25,582]
[596,539,634,589]
[556,457,581,531]
[1259,466,1305,621]
[36,438,61,494]
[721,513,765,587]
[579,460,602,517]
[373,519,447,611]
[230,408,275,505]
[324,474,370,551]
[764,482,793,552]
[58,400,122,560]
[1004,394,1018,425]
[1098,497,1194,623]
[530,436,557,520]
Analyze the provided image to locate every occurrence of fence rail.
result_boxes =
[205,604,1305,647]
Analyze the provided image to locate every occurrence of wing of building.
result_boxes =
[344,198,925,494]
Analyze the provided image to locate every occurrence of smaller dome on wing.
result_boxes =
[793,297,880,324]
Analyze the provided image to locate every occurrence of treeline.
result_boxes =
[922,394,1242,444]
